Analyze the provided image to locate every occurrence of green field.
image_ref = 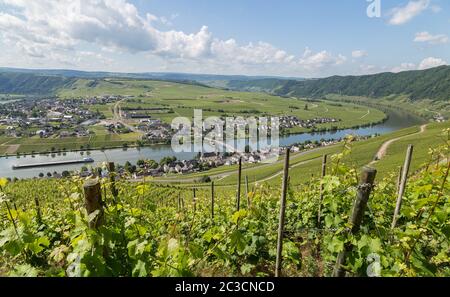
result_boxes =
[59,79,387,131]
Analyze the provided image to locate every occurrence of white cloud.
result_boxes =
[414,31,449,44]
[391,63,416,73]
[418,57,448,70]
[358,64,378,75]
[430,5,442,13]
[298,48,346,70]
[211,39,295,65]
[391,57,448,72]
[388,0,430,25]
[0,0,351,77]
[352,50,368,59]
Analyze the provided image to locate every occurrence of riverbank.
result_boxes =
[0,106,426,179]
[0,108,389,158]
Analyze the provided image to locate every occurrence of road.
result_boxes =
[113,99,144,137]
[360,109,370,119]
[369,124,428,166]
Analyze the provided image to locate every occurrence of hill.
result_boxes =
[0,67,301,87]
[227,66,450,102]
[0,72,76,95]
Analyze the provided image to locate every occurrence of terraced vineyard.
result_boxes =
[0,128,448,277]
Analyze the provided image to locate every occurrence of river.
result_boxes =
[0,108,425,178]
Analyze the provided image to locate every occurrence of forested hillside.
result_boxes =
[228,66,450,101]
[0,73,76,95]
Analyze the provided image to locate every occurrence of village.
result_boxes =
[71,134,374,180]
[0,96,118,138]
[0,96,175,144]
[279,115,340,129]
[0,96,350,154]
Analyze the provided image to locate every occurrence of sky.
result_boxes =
[0,0,449,78]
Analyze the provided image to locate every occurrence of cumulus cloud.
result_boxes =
[418,57,448,70]
[0,0,349,76]
[298,48,346,70]
[414,32,448,45]
[391,63,417,73]
[352,50,368,59]
[430,5,442,13]
[388,0,430,25]
[391,57,447,73]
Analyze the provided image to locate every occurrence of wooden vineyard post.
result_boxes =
[391,145,413,229]
[333,166,377,277]
[245,175,250,208]
[83,179,104,229]
[236,157,242,211]
[34,197,42,225]
[396,166,403,195]
[193,188,197,212]
[108,162,119,202]
[211,182,215,219]
[178,193,182,211]
[435,155,441,170]
[317,155,328,227]
[275,148,290,277]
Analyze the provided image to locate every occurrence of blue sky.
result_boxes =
[0,0,448,77]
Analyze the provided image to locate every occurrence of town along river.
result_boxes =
[0,108,425,178]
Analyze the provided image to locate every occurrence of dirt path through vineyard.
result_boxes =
[369,124,428,166]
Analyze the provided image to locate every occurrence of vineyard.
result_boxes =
[0,130,449,277]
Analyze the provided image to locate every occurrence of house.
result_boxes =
[200,152,219,162]
[36,130,47,137]
[47,111,63,119]
[175,164,183,173]
[59,131,71,138]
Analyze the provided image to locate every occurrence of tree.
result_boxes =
[62,171,71,178]
[47,172,52,178]
[304,104,309,111]
[160,156,177,166]
[124,161,136,174]
[137,159,145,168]
[199,175,211,183]
[146,160,159,169]
[39,173,44,178]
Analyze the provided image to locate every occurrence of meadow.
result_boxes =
[59,79,386,131]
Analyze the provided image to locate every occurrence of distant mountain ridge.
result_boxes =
[227,66,450,101]
[0,67,302,83]
[0,66,449,102]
